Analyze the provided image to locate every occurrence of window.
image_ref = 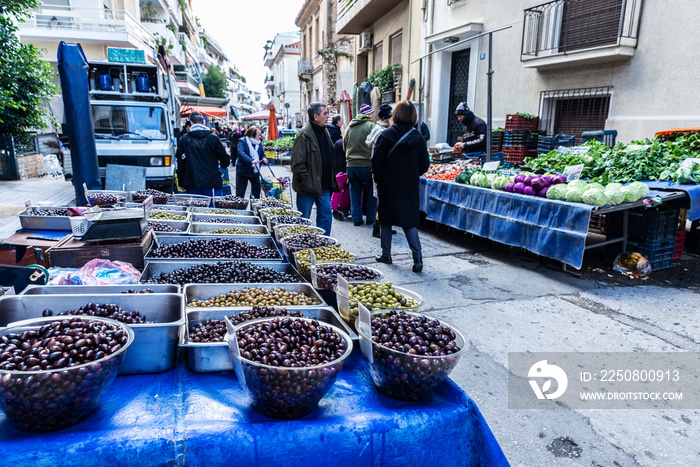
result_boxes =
[390,32,402,65]
[539,87,612,143]
[559,0,623,52]
[373,43,383,72]
[92,105,167,140]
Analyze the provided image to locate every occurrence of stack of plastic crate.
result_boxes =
[538,134,576,155]
[625,207,681,271]
[503,115,539,164]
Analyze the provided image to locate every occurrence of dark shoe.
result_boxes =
[372,223,380,238]
[353,221,363,226]
[412,259,423,273]
[391,229,397,235]
[366,220,374,226]
[375,255,392,264]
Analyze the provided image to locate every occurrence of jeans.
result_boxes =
[235,173,261,198]
[380,225,422,260]
[347,166,377,224]
[296,190,333,235]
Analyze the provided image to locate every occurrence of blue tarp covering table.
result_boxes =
[419,178,594,268]
[643,181,700,221]
[0,351,508,466]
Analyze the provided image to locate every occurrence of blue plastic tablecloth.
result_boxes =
[0,351,509,467]
[643,181,700,221]
[419,178,593,268]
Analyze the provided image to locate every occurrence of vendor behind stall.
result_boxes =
[452,102,487,154]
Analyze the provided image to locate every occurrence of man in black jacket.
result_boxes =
[175,111,230,195]
[452,102,487,154]
[326,115,342,145]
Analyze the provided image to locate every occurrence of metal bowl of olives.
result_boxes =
[334,281,423,330]
[0,316,135,432]
[310,263,384,290]
[355,310,467,402]
[226,316,353,419]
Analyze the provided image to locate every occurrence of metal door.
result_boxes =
[448,49,470,146]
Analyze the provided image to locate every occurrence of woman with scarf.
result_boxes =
[235,126,268,198]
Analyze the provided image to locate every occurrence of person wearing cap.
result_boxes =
[343,103,377,227]
[452,102,487,154]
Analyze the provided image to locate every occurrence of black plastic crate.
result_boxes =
[538,134,575,155]
[628,239,675,271]
[686,220,700,254]
[627,207,680,243]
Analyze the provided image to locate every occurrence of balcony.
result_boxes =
[200,30,227,59]
[18,7,155,54]
[336,0,404,35]
[298,59,313,81]
[174,71,200,95]
[143,22,184,65]
[521,0,642,70]
[178,32,199,61]
[265,75,275,90]
[264,50,274,68]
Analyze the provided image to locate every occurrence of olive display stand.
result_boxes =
[0,351,508,466]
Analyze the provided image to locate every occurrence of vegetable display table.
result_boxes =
[419,178,685,269]
[0,351,508,467]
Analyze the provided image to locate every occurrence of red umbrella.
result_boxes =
[267,104,279,141]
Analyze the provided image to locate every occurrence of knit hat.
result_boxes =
[454,102,470,115]
[377,104,392,120]
[359,103,374,115]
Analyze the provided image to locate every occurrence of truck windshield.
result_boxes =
[92,105,167,140]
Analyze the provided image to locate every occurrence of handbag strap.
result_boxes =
[386,128,417,158]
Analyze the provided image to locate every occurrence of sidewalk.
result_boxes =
[0,175,76,240]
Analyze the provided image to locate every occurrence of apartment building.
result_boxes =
[264,32,302,129]
[296,0,355,118]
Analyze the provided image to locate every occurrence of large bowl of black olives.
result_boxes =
[0,316,135,432]
[227,316,352,419]
[355,310,467,402]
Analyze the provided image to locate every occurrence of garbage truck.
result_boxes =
[86,56,179,190]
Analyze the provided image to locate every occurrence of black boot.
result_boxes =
[375,255,392,264]
[412,258,423,273]
[372,222,380,238]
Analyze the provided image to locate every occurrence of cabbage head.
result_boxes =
[619,186,640,203]
[491,174,509,190]
[567,179,588,191]
[627,181,650,198]
[585,182,605,192]
[470,172,489,188]
[607,190,625,205]
[583,190,611,207]
[546,183,568,200]
[605,183,623,193]
[565,188,585,203]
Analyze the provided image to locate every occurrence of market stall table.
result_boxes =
[0,351,508,466]
[419,178,686,269]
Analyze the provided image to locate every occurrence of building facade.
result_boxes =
[296,0,355,121]
[264,32,302,129]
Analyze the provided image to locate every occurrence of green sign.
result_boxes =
[107,48,146,64]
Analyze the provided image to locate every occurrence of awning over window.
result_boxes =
[180,105,227,117]
[230,107,240,119]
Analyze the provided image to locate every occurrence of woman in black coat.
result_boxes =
[371,100,430,273]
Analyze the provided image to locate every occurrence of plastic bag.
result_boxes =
[58,259,141,285]
[613,252,652,279]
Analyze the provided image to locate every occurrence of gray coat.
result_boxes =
[291,123,340,197]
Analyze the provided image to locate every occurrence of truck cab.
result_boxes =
[88,60,178,191]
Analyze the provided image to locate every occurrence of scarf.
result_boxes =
[245,136,261,173]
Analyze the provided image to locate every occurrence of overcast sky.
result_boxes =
[191,0,305,100]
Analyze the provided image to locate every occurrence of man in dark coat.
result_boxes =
[453,102,487,154]
[291,102,340,235]
[326,115,343,145]
[228,125,242,165]
[371,101,430,273]
[175,111,230,195]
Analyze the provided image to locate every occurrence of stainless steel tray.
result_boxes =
[189,222,270,236]
[84,207,145,222]
[190,213,262,224]
[124,202,187,212]
[140,260,305,284]
[147,235,282,262]
[20,284,180,295]
[180,306,355,373]
[86,190,128,207]
[147,219,190,234]
[0,293,184,375]
[148,211,191,222]
[184,283,325,309]
[190,207,256,216]
[17,208,72,231]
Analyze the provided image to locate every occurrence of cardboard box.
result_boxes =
[47,230,153,270]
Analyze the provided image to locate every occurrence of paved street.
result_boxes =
[2,169,700,466]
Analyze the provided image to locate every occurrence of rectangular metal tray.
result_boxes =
[190,207,256,216]
[147,234,282,262]
[140,260,305,284]
[189,222,270,236]
[124,202,187,212]
[147,219,190,234]
[148,211,191,222]
[20,284,180,295]
[183,283,325,309]
[17,208,72,231]
[190,213,262,225]
[180,306,356,373]
[0,293,184,374]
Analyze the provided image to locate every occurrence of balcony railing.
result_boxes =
[336,0,403,34]
[337,0,357,19]
[178,32,199,60]
[174,71,199,90]
[298,59,313,77]
[522,0,641,58]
